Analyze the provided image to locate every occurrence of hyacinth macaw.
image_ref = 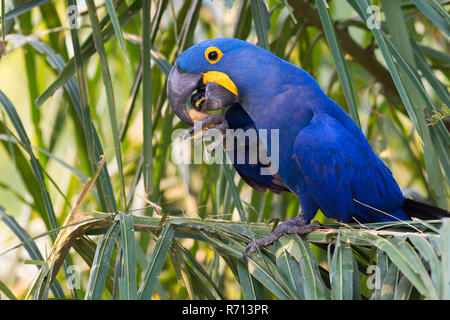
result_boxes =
[166,38,449,261]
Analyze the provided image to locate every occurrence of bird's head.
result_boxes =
[167,38,278,125]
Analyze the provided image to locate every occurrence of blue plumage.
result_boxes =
[294,112,407,222]
[224,103,290,194]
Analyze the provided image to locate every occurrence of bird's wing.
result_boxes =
[293,113,406,223]
[225,103,290,194]
[234,166,289,194]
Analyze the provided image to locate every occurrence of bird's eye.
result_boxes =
[205,46,223,64]
[208,51,218,61]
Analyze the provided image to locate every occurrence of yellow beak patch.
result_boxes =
[202,71,238,96]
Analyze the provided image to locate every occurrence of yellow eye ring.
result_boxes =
[205,46,223,64]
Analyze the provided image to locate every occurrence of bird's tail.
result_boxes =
[403,198,450,220]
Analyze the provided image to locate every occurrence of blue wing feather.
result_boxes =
[224,103,289,194]
[294,113,407,223]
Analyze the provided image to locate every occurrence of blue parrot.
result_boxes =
[166,38,449,261]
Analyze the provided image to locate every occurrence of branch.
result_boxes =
[41,212,440,289]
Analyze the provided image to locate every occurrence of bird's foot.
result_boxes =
[188,114,229,152]
[243,217,321,264]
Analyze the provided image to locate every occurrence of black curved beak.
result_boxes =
[167,64,238,126]
[167,64,203,126]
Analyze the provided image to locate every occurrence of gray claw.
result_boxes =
[187,114,229,152]
[243,241,257,265]
[242,218,321,264]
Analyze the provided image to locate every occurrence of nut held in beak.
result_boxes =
[188,109,209,122]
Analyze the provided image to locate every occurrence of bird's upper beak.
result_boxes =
[167,64,239,126]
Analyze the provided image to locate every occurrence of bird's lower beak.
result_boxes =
[167,64,238,126]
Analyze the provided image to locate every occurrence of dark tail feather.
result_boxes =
[404,198,450,220]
